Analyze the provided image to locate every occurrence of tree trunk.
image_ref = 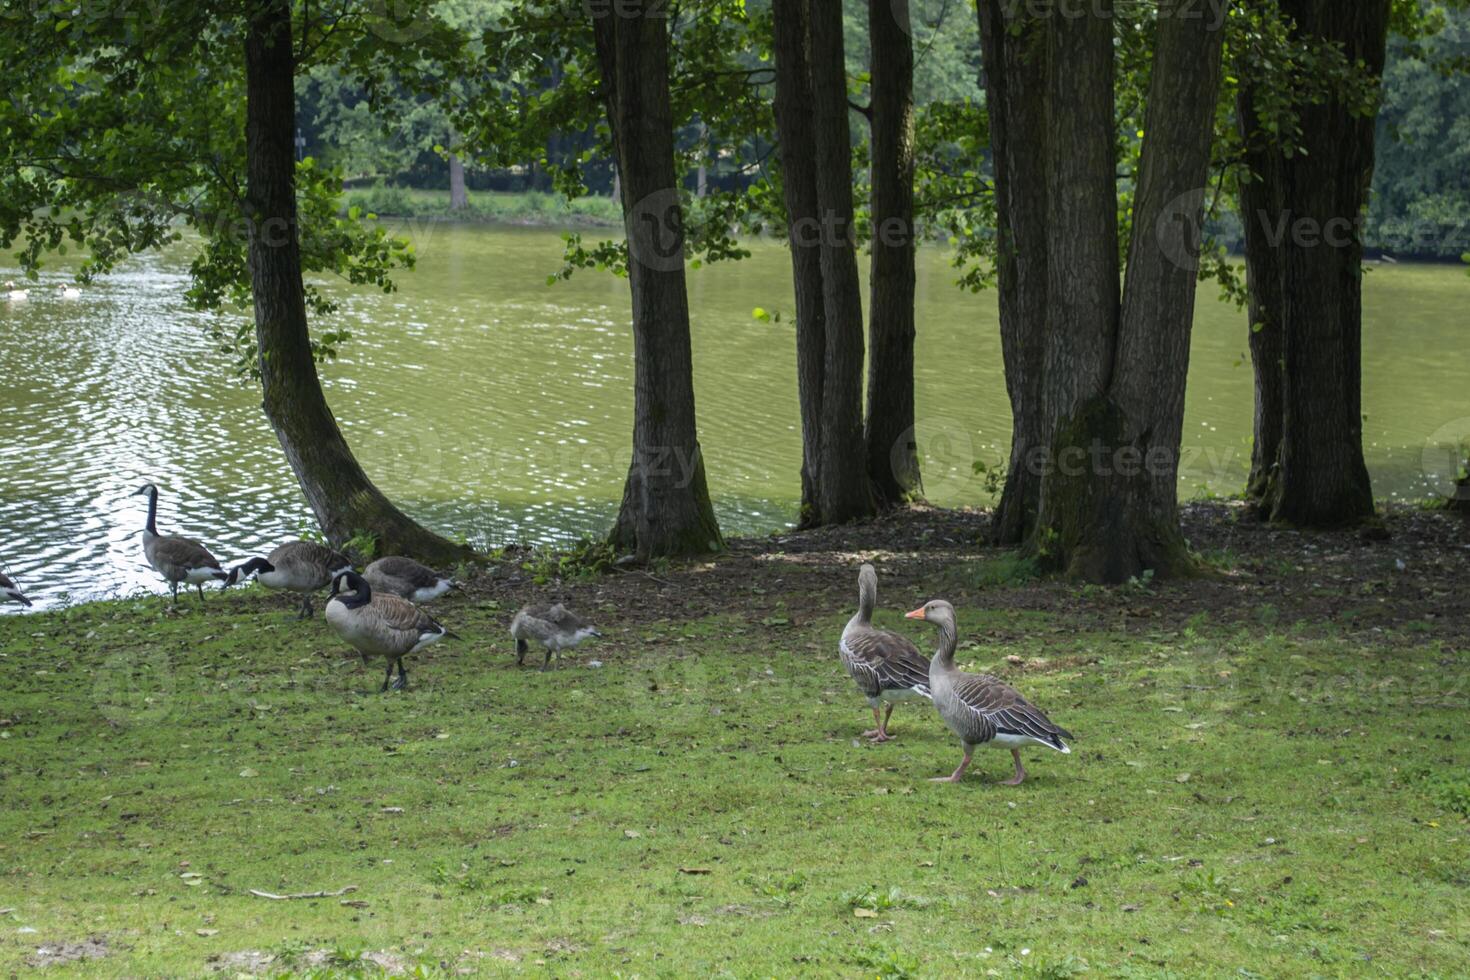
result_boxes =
[807,0,876,523]
[1032,2,1120,573]
[1266,0,1386,527]
[1033,0,1227,582]
[1452,465,1470,514]
[977,0,1049,544]
[448,151,468,211]
[865,0,922,509]
[593,2,724,560]
[1235,84,1286,507]
[771,0,827,528]
[242,0,472,565]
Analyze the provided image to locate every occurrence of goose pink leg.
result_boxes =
[999,749,1027,786]
[862,704,895,742]
[931,744,974,783]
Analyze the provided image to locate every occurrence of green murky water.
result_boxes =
[2,223,1466,606]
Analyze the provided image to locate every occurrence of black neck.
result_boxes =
[336,572,371,609]
[144,487,158,535]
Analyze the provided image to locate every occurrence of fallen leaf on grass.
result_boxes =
[1176,773,1191,783]
[677,868,712,875]
[853,908,878,918]
[195,929,218,937]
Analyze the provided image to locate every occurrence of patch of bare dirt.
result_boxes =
[26,936,111,967]
[459,502,1469,648]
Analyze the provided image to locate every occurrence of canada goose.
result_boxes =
[4,281,28,301]
[907,600,1072,785]
[132,482,227,605]
[225,540,354,618]
[1,571,32,607]
[326,571,453,692]
[840,564,931,741]
[510,603,601,670]
[58,284,81,299]
[363,556,453,603]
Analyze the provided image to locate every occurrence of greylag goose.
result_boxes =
[132,483,227,605]
[326,571,454,692]
[363,556,454,603]
[225,540,354,618]
[840,564,931,741]
[1,571,32,607]
[906,599,1071,784]
[510,603,600,670]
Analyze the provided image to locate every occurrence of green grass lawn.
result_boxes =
[1,581,1467,977]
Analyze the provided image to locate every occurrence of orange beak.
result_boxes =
[905,606,927,620]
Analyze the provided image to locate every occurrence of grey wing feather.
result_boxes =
[375,594,446,638]
[841,628,933,698]
[952,673,1071,748]
[154,535,222,571]
[372,556,442,588]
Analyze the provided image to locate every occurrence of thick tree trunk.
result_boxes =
[807,0,876,523]
[771,0,828,528]
[242,0,471,565]
[1033,0,1226,582]
[1266,0,1386,527]
[1235,86,1286,506]
[977,0,1049,545]
[448,152,468,211]
[865,0,921,509]
[593,2,724,559]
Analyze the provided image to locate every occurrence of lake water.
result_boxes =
[2,223,1467,608]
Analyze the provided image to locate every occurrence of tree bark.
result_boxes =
[807,0,876,523]
[243,0,471,565]
[977,0,1049,544]
[771,0,828,527]
[593,2,724,559]
[1453,465,1470,514]
[865,0,922,509]
[448,151,468,211]
[1033,0,1227,582]
[1266,0,1386,527]
[1235,84,1286,506]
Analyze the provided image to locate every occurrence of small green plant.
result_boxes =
[972,457,1008,500]
[967,552,1040,588]
[342,530,378,563]
[842,885,937,913]
[850,944,921,979]
[520,537,617,584]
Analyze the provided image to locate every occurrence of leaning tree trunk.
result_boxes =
[1267,0,1386,527]
[593,2,724,559]
[864,0,922,509]
[243,0,472,565]
[771,0,828,528]
[1033,0,1227,582]
[977,0,1050,545]
[1235,84,1287,507]
[807,0,876,524]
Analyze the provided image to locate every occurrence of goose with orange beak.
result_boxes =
[906,599,1072,784]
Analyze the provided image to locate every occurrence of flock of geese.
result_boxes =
[0,483,601,694]
[3,485,1072,784]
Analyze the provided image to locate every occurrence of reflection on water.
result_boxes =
[2,224,1467,608]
